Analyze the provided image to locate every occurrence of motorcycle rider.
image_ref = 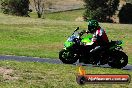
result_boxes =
[80,20,109,64]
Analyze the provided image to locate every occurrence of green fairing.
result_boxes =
[64,41,74,48]
[64,34,93,48]
[109,41,123,50]
[117,41,123,47]
[81,35,93,45]
[119,41,124,46]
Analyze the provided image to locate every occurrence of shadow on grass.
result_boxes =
[73,62,132,71]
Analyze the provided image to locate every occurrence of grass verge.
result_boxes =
[0,61,132,88]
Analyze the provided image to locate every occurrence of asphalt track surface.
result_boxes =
[0,55,132,71]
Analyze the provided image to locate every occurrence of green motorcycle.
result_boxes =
[59,27,128,68]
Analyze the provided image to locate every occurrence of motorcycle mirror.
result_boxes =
[72,27,79,35]
[74,27,79,32]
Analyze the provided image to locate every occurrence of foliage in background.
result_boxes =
[83,0,119,22]
[126,0,132,4]
[119,2,132,24]
[0,0,31,16]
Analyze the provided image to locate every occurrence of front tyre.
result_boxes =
[108,51,128,69]
[59,49,78,64]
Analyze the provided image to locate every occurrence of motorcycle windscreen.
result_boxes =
[81,35,94,45]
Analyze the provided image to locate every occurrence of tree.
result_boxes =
[83,0,119,22]
[119,3,132,24]
[33,0,45,18]
[126,0,132,4]
[1,0,30,16]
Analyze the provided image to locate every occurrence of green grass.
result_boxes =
[0,9,132,88]
[0,61,132,88]
[30,9,85,21]
[0,13,132,64]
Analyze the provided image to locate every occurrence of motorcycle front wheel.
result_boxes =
[59,49,78,64]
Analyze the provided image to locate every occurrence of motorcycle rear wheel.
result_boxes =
[108,51,128,69]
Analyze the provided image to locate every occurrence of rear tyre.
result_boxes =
[108,51,128,69]
[59,49,78,64]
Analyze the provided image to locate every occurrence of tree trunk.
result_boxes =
[37,12,42,18]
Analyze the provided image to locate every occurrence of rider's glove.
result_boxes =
[79,30,86,36]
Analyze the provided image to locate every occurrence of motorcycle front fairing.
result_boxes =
[64,32,80,49]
